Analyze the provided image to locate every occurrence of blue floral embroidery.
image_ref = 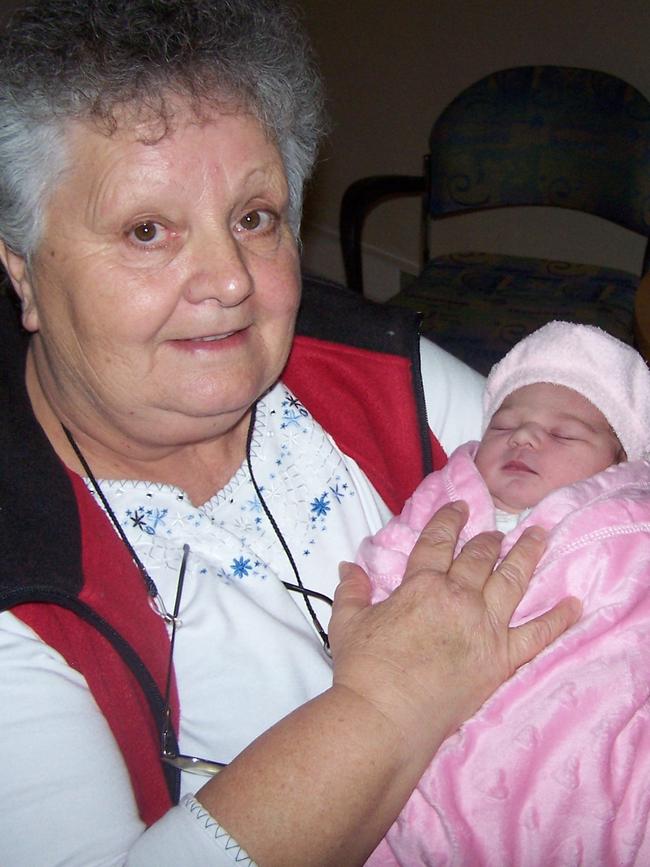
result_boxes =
[127,507,149,531]
[150,508,168,531]
[281,390,309,431]
[231,556,252,578]
[283,393,308,415]
[125,506,168,536]
[329,483,346,504]
[310,493,331,518]
[281,410,304,429]
[103,385,365,592]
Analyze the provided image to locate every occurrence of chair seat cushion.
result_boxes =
[387,251,637,374]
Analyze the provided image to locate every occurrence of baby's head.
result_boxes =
[475,322,650,513]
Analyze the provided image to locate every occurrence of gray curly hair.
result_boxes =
[0,0,325,259]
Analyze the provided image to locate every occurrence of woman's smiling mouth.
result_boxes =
[194,332,236,342]
[170,328,248,350]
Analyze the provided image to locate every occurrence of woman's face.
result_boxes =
[7,107,300,450]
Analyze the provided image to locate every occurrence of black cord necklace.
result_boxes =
[62,424,176,621]
[63,408,332,652]
[245,402,331,653]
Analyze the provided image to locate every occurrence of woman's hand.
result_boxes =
[200,501,579,867]
[330,500,580,748]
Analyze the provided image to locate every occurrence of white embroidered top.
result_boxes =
[0,339,484,866]
[92,382,390,786]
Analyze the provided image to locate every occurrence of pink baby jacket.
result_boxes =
[359,443,650,867]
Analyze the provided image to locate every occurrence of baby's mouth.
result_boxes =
[502,460,537,474]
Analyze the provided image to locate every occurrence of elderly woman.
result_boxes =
[0,1,578,865]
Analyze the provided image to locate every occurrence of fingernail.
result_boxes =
[450,500,468,514]
[338,561,353,579]
[523,525,546,541]
[567,596,583,616]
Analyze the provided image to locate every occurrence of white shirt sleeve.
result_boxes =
[0,610,254,867]
[127,796,257,866]
[419,336,485,454]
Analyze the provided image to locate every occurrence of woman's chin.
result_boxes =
[145,388,264,439]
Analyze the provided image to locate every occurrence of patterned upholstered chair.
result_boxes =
[340,66,650,373]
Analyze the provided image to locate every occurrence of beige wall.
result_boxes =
[2,0,648,298]
[298,0,650,298]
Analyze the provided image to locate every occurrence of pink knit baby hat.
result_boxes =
[483,321,650,460]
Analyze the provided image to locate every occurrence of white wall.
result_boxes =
[298,0,650,299]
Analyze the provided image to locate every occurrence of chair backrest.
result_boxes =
[427,66,650,240]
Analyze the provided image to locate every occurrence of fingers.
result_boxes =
[329,562,372,646]
[334,562,372,608]
[445,530,504,589]
[402,501,468,582]
[508,596,582,669]
[484,526,547,621]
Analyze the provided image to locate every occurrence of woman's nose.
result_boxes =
[183,233,254,307]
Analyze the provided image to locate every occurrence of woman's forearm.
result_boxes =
[196,681,445,867]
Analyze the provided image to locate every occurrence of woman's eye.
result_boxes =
[238,209,274,233]
[129,221,166,245]
[241,211,261,230]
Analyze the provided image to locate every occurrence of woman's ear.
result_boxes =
[0,241,39,332]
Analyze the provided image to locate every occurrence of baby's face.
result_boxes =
[475,383,622,513]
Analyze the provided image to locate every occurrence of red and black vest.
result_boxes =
[0,277,446,824]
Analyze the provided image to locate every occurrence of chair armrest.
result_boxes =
[339,175,425,294]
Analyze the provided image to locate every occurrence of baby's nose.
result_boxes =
[508,423,541,447]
